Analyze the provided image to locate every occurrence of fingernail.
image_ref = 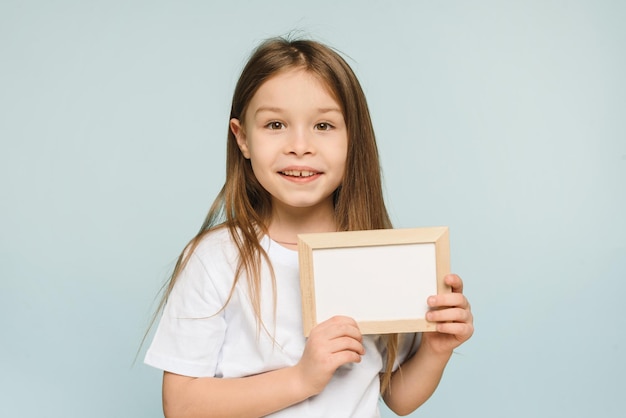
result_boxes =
[428,296,436,306]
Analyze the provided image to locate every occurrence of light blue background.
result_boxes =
[1,1,624,417]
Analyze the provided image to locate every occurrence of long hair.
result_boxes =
[153,37,399,394]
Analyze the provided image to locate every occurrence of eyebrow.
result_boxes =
[254,106,342,116]
[254,106,282,115]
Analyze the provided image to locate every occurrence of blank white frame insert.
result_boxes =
[298,227,451,336]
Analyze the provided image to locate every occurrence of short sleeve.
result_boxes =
[144,252,228,377]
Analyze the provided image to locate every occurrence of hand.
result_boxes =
[422,274,474,355]
[295,316,365,396]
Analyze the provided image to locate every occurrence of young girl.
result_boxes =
[145,37,474,417]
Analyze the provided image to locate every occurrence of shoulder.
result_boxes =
[191,226,239,266]
[195,225,235,249]
[167,227,239,316]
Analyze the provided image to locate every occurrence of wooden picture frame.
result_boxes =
[297,227,451,336]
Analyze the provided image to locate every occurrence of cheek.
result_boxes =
[336,145,348,172]
[246,142,272,165]
[247,149,277,181]
[332,153,348,185]
[248,158,266,178]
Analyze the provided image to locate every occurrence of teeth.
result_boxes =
[282,170,316,177]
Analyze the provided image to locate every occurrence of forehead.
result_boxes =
[247,69,342,114]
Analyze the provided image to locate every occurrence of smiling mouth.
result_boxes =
[279,170,319,177]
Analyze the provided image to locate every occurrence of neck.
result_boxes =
[268,201,336,245]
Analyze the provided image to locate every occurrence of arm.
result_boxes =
[383,274,474,416]
[162,316,365,418]
[163,368,307,418]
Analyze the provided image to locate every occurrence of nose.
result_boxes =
[286,126,314,156]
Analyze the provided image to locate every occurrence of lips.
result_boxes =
[279,169,318,177]
[278,165,322,178]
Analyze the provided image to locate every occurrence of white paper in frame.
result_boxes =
[297,227,451,336]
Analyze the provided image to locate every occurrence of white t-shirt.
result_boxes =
[145,227,418,417]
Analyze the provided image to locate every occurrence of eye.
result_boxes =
[315,122,334,131]
[266,121,285,130]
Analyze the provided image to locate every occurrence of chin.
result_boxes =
[275,197,333,211]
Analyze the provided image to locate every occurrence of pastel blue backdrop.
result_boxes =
[1,1,624,417]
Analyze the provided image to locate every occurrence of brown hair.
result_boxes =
[155,37,399,394]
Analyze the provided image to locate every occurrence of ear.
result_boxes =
[230,118,250,159]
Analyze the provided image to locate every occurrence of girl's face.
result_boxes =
[231,69,348,216]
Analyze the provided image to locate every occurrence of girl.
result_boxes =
[145,37,474,418]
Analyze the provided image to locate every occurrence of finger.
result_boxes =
[325,315,360,328]
[435,322,474,339]
[328,336,366,356]
[426,307,473,324]
[428,292,469,309]
[315,316,362,341]
[445,274,464,293]
[330,349,363,367]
